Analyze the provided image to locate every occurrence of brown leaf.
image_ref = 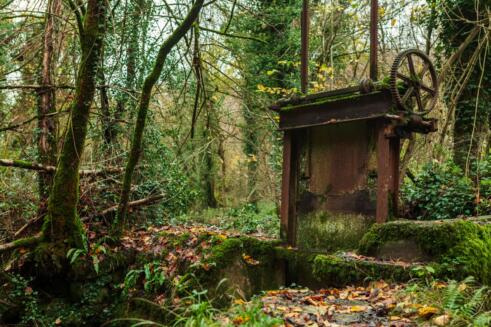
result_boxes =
[433,314,451,326]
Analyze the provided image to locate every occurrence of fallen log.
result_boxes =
[0,232,43,253]
[0,159,124,176]
[97,194,165,217]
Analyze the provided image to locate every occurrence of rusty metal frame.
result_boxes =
[370,0,378,81]
[278,90,392,130]
[300,0,309,94]
[278,0,406,245]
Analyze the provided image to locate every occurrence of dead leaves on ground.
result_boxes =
[253,281,447,326]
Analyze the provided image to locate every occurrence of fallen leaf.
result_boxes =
[433,314,451,326]
[242,254,259,265]
[418,306,439,318]
[350,305,368,312]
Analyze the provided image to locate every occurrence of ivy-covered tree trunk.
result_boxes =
[454,93,488,170]
[435,0,491,171]
[42,0,107,248]
[98,46,113,146]
[112,0,145,142]
[36,0,61,209]
[115,0,204,228]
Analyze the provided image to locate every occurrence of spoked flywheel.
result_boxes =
[390,49,439,115]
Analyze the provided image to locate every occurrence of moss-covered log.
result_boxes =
[42,0,107,248]
[115,0,204,227]
[0,232,43,253]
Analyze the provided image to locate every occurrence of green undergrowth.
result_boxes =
[1,232,284,326]
[359,219,491,283]
[396,277,491,326]
[171,201,280,237]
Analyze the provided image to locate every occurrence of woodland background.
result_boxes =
[1,0,490,239]
[0,0,491,326]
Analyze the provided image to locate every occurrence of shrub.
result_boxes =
[172,202,280,237]
[402,161,475,220]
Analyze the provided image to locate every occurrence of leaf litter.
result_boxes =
[256,281,420,326]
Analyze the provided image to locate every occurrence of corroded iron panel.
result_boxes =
[300,121,377,215]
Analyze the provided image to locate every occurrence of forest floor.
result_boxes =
[102,224,449,326]
[236,283,448,327]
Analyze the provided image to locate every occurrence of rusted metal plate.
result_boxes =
[296,121,377,216]
[278,90,392,130]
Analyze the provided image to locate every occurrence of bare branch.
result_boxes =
[0,159,124,176]
[65,0,85,35]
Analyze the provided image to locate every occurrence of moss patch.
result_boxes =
[297,212,374,252]
[280,91,381,112]
[312,254,413,287]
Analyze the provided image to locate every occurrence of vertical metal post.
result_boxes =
[369,0,378,81]
[301,0,309,94]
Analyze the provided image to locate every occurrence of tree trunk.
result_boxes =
[36,0,61,209]
[111,0,144,144]
[203,112,218,208]
[242,96,259,206]
[115,0,204,228]
[98,46,112,145]
[42,0,107,248]
[453,88,487,172]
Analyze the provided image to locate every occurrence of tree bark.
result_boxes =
[42,0,107,248]
[36,0,61,207]
[115,0,204,229]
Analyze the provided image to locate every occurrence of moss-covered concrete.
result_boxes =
[312,254,414,287]
[197,237,284,300]
[358,219,491,283]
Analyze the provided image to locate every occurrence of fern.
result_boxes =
[457,286,487,319]
[438,277,491,327]
[443,279,467,311]
[473,312,491,327]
